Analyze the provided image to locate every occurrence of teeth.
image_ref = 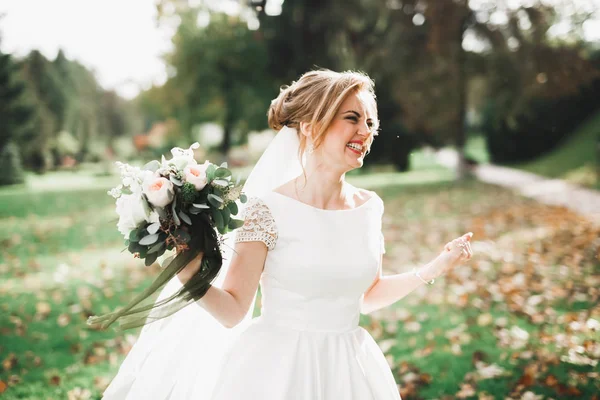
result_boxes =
[346,143,362,151]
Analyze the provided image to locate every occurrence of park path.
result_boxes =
[435,148,600,226]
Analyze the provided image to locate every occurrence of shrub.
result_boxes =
[0,142,26,186]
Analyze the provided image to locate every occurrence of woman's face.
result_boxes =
[314,91,376,172]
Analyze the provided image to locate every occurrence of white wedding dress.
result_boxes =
[102,187,401,400]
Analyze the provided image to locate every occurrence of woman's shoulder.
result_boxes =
[348,185,383,209]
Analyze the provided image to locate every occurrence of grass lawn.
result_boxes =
[1,166,598,399]
[511,112,600,190]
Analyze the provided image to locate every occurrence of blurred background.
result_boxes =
[0,0,599,399]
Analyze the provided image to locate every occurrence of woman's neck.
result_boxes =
[293,166,350,210]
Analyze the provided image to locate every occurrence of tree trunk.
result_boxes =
[221,118,232,163]
[455,15,469,180]
[219,79,234,162]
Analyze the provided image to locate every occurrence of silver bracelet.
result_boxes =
[413,267,435,285]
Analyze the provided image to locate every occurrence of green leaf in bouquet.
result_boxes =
[171,196,180,226]
[240,194,247,203]
[156,206,168,219]
[207,193,223,208]
[214,168,231,178]
[206,163,217,181]
[211,209,224,232]
[179,211,192,225]
[139,233,160,246]
[158,231,168,242]
[228,218,244,230]
[148,241,165,254]
[143,160,161,172]
[212,186,224,199]
[144,252,158,267]
[129,229,141,243]
[147,222,161,235]
[139,248,148,259]
[188,207,202,215]
[221,206,231,225]
[128,240,145,254]
[227,201,238,216]
[212,179,229,187]
[174,228,191,243]
[124,239,130,246]
[220,161,228,169]
[169,174,183,187]
[192,203,210,209]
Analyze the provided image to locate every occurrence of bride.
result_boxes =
[101,69,473,399]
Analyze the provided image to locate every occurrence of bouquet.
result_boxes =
[87,143,247,330]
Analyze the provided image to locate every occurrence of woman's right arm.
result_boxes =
[177,241,267,329]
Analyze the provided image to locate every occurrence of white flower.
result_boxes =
[184,160,210,191]
[129,170,154,194]
[115,193,152,239]
[143,177,174,208]
[168,142,200,170]
[107,186,122,199]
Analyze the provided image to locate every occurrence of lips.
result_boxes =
[346,141,364,155]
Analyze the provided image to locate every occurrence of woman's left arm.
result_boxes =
[360,232,473,314]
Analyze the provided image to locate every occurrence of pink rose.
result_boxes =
[143,177,174,208]
[184,160,210,191]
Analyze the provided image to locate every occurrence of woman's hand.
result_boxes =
[176,251,204,284]
[421,232,474,281]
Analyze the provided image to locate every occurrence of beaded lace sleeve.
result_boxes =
[234,197,278,251]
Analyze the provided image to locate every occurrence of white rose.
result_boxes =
[115,193,151,239]
[143,177,174,208]
[184,160,210,191]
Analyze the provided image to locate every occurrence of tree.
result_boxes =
[166,11,272,157]
[0,43,33,184]
[0,48,33,152]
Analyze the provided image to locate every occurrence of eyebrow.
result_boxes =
[342,110,373,122]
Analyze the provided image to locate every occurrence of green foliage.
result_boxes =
[166,12,272,153]
[515,111,600,188]
[180,182,197,203]
[0,46,34,153]
[483,76,600,164]
[0,142,25,186]
[12,49,141,171]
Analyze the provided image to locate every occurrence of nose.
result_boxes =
[357,121,370,137]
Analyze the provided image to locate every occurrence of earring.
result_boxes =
[307,143,314,154]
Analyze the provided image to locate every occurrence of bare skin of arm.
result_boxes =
[177,241,267,329]
[361,233,473,314]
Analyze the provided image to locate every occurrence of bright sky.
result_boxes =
[0,0,598,100]
[0,0,174,99]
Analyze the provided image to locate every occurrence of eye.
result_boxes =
[346,116,358,123]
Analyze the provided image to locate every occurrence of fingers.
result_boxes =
[462,240,473,260]
[443,233,474,259]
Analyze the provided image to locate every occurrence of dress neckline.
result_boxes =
[269,189,376,212]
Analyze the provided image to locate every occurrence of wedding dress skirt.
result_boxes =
[102,190,401,399]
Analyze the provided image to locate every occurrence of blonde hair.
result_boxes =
[267,69,379,171]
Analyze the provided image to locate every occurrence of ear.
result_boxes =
[299,121,312,139]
